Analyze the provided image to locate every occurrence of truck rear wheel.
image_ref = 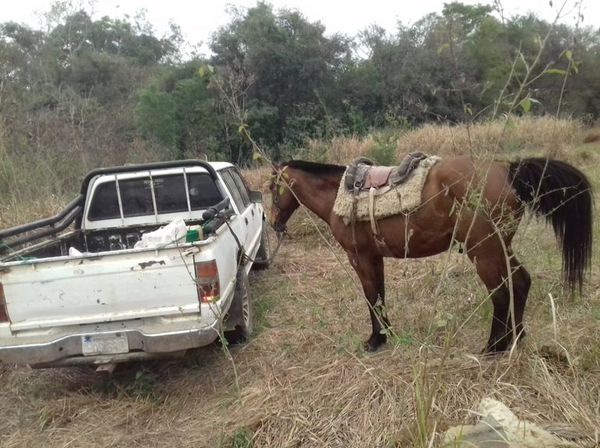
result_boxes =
[224,269,253,344]
[252,223,270,270]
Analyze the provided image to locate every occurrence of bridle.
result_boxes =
[270,165,292,228]
[253,165,290,262]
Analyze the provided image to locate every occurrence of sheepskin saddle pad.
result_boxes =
[333,154,440,224]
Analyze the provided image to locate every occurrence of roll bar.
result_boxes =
[0,160,221,251]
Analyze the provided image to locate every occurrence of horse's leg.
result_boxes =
[470,246,531,353]
[348,253,390,352]
[507,251,531,343]
[472,255,512,352]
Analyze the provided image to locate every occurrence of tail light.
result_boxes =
[195,260,220,303]
[0,283,9,323]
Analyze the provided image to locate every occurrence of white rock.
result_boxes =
[443,398,579,448]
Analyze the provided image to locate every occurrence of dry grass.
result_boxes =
[1,216,598,447]
[241,166,272,192]
[1,117,600,447]
[297,116,583,165]
[395,116,581,158]
[0,132,166,229]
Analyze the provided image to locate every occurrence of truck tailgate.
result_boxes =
[2,248,200,331]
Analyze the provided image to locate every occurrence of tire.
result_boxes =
[224,269,253,345]
[252,222,271,270]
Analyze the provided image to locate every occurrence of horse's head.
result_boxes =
[268,163,300,234]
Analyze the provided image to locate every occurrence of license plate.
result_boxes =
[81,333,129,356]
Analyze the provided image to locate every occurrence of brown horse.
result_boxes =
[268,156,593,353]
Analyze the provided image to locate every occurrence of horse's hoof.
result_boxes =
[481,348,505,357]
[483,329,526,355]
[481,337,508,354]
[483,342,509,354]
[364,341,379,352]
[364,334,387,352]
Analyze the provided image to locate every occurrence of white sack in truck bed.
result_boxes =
[134,219,188,249]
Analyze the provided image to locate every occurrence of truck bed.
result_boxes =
[1,222,206,262]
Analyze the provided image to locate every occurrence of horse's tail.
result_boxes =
[508,158,593,291]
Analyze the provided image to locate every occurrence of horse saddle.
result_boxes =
[344,152,427,192]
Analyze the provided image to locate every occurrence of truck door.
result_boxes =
[230,168,262,252]
[219,170,259,261]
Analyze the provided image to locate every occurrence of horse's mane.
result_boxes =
[284,160,346,176]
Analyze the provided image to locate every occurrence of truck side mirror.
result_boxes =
[249,190,262,203]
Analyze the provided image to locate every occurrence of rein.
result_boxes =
[256,230,286,264]
[224,218,286,266]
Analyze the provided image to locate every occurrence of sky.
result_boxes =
[1,0,595,55]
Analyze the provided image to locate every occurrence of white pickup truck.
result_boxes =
[0,160,270,368]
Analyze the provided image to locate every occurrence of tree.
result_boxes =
[210,2,350,158]
[135,61,222,159]
[0,2,183,175]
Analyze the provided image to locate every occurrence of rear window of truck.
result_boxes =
[88,172,222,221]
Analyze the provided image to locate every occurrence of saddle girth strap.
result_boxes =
[368,187,387,251]
[351,191,358,255]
